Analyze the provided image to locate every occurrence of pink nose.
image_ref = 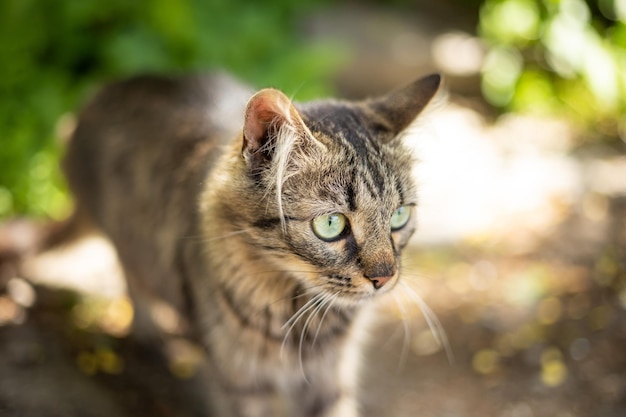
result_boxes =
[370,275,392,290]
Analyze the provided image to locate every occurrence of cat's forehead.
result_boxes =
[287,160,415,227]
[288,104,417,215]
[299,102,397,171]
[299,101,373,144]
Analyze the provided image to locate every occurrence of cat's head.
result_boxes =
[225,75,440,307]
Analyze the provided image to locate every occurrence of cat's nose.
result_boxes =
[369,275,393,290]
[363,262,396,290]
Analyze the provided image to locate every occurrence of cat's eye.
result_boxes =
[312,213,347,241]
[390,206,411,230]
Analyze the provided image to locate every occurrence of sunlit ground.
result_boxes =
[1,97,624,416]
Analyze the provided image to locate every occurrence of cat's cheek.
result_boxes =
[391,225,416,251]
[310,240,353,270]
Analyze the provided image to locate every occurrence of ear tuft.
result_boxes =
[242,89,303,162]
[241,88,316,229]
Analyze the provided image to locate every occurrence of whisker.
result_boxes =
[298,292,333,383]
[400,264,443,281]
[263,283,327,312]
[311,292,339,347]
[282,293,320,330]
[399,281,454,365]
[391,292,411,372]
[280,293,324,358]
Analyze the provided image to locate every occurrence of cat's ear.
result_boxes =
[367,74,442,142]
[242,88,308,163]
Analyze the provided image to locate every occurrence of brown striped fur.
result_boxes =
[64,72,441,417]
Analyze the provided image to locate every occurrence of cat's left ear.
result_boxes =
[242,88,310,164]
[367,74,442,142]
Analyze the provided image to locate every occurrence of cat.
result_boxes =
[62,71,441,417]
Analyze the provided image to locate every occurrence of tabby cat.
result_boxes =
[64,72,441,417]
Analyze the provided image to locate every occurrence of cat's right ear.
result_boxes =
[242,88,308,164]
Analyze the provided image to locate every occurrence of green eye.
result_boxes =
[312,213,347,241]
[390,206,411,230]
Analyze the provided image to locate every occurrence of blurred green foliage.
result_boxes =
[3,0,625,219]
[479,0,626,138]
[0,0,340,220]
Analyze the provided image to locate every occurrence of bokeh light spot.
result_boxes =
[537,297,563,325]
[472,349,500,374]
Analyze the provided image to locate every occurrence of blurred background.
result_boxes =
[0,0,625,416]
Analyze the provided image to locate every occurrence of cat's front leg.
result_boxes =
[286,367,359,417]
[325,395,359,417]
[208,379,284,417]
[287,382,359,417]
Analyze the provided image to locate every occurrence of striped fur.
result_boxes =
[64,72,441,417]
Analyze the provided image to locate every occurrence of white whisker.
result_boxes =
[399,281,454,364]
[298,292,333,383]
[280,293,323,359]
[282,293,319,331]
[391,292,411,372]
[312,292,339,347]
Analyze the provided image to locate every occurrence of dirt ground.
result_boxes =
[0,194,624,417]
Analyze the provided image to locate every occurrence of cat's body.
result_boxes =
[65,72,440,417]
